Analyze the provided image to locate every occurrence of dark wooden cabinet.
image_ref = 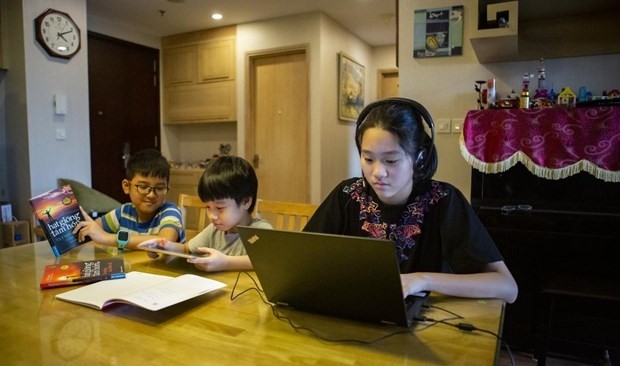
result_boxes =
[471,164,620,361]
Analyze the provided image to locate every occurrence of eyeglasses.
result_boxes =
[133,184,169,196]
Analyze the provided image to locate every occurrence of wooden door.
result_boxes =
[88,33,160,202]
[378,69,399,98]
[247,50,309,203]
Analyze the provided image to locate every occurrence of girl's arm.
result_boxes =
[401,261,518,303]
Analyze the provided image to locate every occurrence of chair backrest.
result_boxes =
[177,194,209,241]
[255,199,318,231]
[32,214,46,241]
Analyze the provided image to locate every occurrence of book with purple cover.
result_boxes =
[30,185,89,256]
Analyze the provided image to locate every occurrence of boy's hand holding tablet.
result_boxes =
[138,238,203,259]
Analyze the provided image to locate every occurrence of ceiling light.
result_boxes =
[211,13,223,20]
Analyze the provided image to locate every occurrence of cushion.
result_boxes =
[57,178,121,215]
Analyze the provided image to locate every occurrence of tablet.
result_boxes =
[139,246,204,259]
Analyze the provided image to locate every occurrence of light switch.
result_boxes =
[54,94,67,115]
[451,118,464,134]
[436,119,451,134]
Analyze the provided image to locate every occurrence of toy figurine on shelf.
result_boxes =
[535,58,547,96]
[475,80,486,110]
[498,90,519,109]
[531,58,555,108]
[522,72,533,93]
[219,143,232,156]
[487,79,497,108]
[557,87,577,107]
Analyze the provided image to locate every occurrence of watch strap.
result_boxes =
[116,230,129,251]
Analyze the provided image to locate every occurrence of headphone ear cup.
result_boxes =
[415,148,427,169]
[414,148,428,179]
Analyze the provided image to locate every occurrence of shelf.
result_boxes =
[471,0,620,63]
[1,221,31,247]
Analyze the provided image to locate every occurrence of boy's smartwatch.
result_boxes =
[116,230,130,251]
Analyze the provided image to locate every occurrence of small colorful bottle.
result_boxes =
[520,90,530,109]
[520,72,532,109]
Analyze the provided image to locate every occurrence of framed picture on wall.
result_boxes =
[338,53,365,122]
[413,5,464,58]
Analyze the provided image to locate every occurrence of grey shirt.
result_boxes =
[186,218,272,256]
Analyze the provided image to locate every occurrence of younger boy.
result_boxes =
[140,155,271,272]
[73,149,185,250]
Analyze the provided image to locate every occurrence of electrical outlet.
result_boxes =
[451,118,464,134]
[436,118,451,134]
[56,128,67,140]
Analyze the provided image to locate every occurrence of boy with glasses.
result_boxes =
[73,149,185,250]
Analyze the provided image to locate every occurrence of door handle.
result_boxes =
[122,142,131,169]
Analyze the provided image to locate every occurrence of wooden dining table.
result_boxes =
[0,241,506,365]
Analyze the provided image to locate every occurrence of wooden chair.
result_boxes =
[255,199,318,231]
[31,214,46,241]
[177,194,209,241]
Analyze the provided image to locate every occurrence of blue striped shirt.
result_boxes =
[101,201,186,243]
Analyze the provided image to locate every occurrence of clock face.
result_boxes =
[35,9,81,59]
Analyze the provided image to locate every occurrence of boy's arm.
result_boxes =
[123,227,180,250]
[73,208,117,245]
[137,237,186,258]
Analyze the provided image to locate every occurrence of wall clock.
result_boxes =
[34,8,81,59]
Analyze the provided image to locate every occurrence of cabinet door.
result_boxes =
[163,45,197,86]
[164,80,236,123]
[197,38,235,82]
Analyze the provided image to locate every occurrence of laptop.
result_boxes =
[237,226,429,327]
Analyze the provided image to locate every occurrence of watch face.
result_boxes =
[118,231,129,241]
[35,9,81,59]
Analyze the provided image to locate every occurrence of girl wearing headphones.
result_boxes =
[304,98,518,303]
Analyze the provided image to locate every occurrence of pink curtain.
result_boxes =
[460,106,620,182]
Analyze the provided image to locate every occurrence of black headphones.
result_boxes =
[355,97,436,178]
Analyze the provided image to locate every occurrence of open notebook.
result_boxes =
[237,226,428,327]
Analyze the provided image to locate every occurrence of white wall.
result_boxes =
[4,0,90,221]
[399,0,620,200]
[317,15,375,199]
[235,12,377,203]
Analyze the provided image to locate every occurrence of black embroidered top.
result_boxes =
[304,178,503,274]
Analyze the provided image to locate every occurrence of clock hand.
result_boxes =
[57,30,74,42]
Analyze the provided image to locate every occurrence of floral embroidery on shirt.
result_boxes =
[344,179,448,263]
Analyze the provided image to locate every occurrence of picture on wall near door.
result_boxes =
[338,52,365,122]
[413,5,464,58]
